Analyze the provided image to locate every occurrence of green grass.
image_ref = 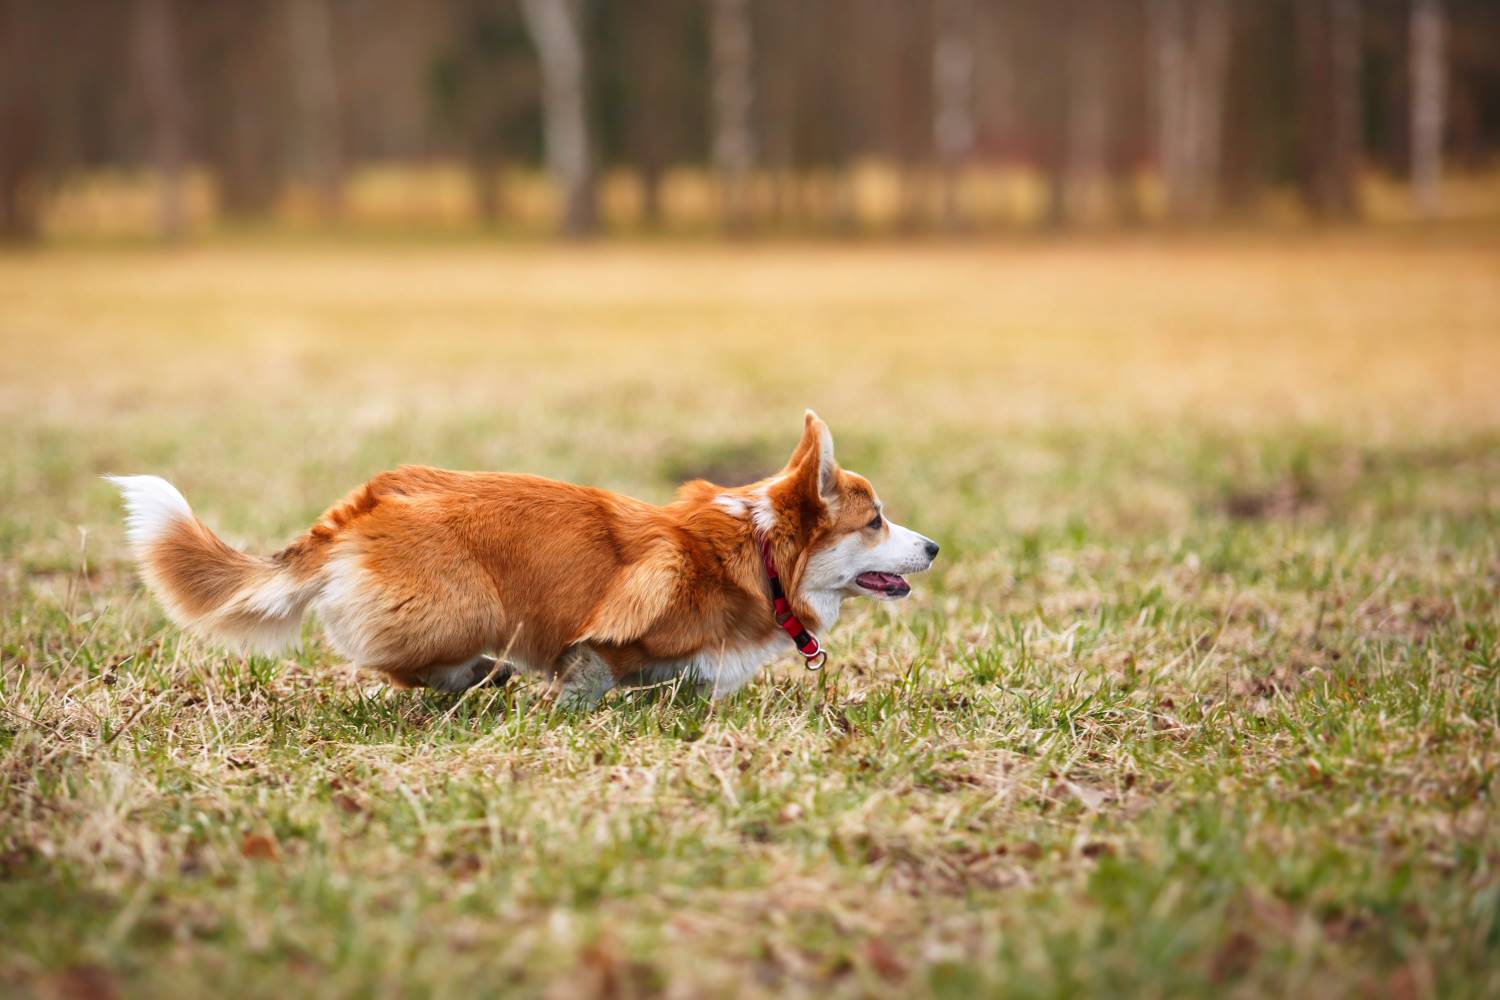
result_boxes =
[2,236,1498,997]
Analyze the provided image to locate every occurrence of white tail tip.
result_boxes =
[105,474,193,550]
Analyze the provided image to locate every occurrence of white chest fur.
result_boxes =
[634,590,845,698]
[678,636,789,697]
[801,589,845,634]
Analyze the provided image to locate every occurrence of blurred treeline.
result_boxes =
[1,0,1498,241]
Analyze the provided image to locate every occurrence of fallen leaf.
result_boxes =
[240,832,279,862]
[1209,930,1258,983]
[864,938,906,982]
[52,964,119,1000]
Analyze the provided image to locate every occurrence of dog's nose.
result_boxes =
[924,539,940,560]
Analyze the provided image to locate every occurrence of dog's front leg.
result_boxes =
[555,645,616,711]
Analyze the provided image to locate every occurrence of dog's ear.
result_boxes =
[787,409,839,504]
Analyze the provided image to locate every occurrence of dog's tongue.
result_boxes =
[856,572,910,594]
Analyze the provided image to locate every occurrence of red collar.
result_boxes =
[758,537,827,670]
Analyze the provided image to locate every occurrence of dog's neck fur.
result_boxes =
[689,478,843,636]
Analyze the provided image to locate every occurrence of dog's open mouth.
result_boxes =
[855,572,911,597]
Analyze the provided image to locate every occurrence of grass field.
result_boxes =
[2,235,1498,998]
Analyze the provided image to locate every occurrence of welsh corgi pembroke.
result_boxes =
[107,411,938,707]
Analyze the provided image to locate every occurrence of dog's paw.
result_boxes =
[463,656,514,689]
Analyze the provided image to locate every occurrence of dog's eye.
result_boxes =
[867,513,883,530]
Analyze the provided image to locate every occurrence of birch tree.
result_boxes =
[520,0,596,236]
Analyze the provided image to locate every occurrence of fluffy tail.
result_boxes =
[106,475,326,653]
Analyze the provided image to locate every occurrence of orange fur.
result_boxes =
[111,412,937,701]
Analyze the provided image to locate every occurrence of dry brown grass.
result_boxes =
[2,233,1498,997]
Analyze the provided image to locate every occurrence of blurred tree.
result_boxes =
[132,0,187,241]
[1102,0,1149,224]
[1037,2,1072,228]
[0,0,43,241]
[972,1,1020,199]
[285,0,344,219]
[867,0,931,232]
[1447,0,1500,171]
[4,0,1500,238]
[1065,0,1109,224]
[709,0,755,232]
[753,0,797,227]
[752,0,859,231]
[340,0,451,166]
[1149,0,1231,220]
[1219,1,1294,215]
[1410,0,1445,217]
[193,2,289,219]
[618,0,700,229]
[520,0,596,236]
[1297,0,1363,219]
[804,1,860,231]
[933,0,976,230]
[430,0,538,226]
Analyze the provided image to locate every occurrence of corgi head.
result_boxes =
[762,410,939,602]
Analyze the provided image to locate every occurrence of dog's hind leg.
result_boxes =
[412,654,514,693]
[555,645,615,711]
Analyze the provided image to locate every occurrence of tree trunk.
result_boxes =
[1066,0,1108,224]
[1149,0,1184,218]
[520,0,596,237]
[286,0,343,220]
[134,0,187,241]
[211,5,283,220]
[0,0,44,241]
[1150,0,1230,220]
[710,0,755,233]
[1329,0,1361,218]
[1297,0,1362,219]
[639,161,664,229]
[1189,0,1230,215]
[932,0,976,232]
[622,0,686,231]
[471,152,504,226]
[1409,0,1444,218]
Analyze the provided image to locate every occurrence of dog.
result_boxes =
[107,411,938,707]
